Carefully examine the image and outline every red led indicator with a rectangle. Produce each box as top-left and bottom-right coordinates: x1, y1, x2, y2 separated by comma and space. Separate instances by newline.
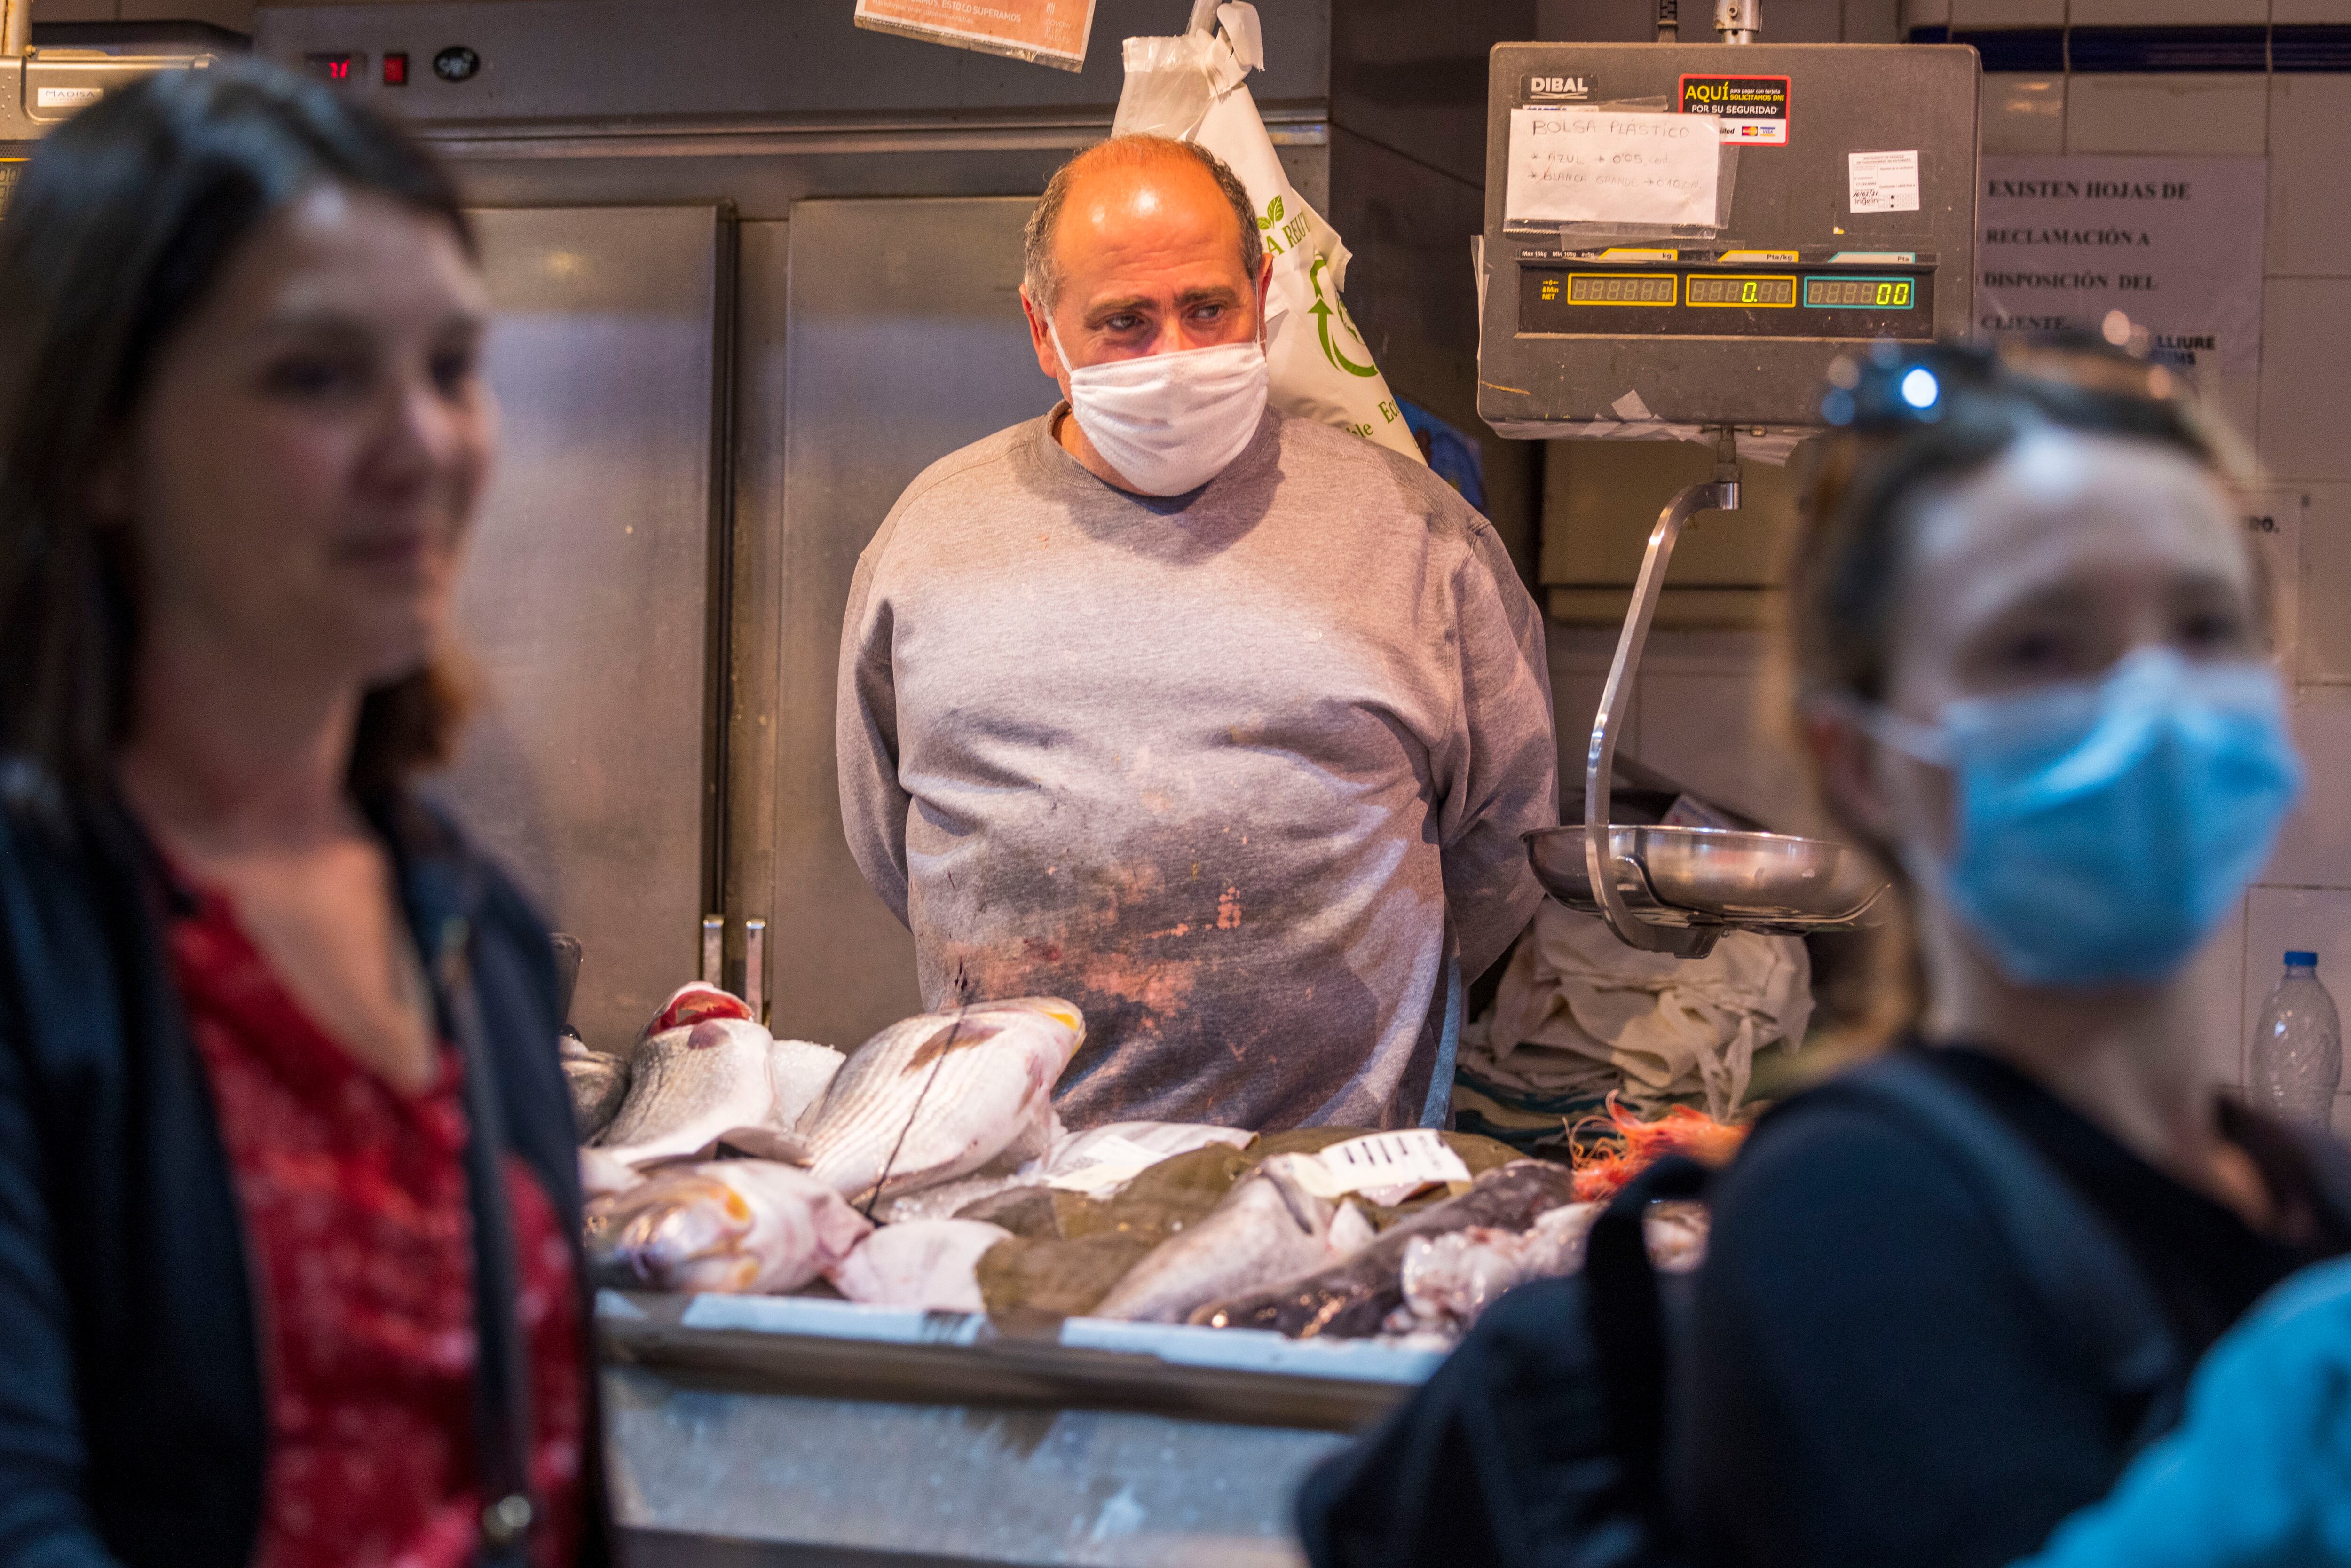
303, 51, 361, 83
382, 51, 408, 85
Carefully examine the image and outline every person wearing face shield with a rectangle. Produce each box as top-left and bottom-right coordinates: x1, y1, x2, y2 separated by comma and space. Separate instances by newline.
836, 135, 1556, 1131
1674, 342, 2351, 1568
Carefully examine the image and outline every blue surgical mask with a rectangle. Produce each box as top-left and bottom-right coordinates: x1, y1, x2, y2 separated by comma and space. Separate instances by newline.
1864, 647, 2303, 987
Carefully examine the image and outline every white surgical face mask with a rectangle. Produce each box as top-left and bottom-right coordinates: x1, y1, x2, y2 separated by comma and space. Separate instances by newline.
1050, 322, 1269, 496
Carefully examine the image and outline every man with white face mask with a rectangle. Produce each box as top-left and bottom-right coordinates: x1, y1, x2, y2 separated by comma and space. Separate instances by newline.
836, 136, 1556, 1131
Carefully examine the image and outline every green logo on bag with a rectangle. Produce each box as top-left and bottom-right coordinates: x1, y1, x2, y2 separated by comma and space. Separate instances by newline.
1308, 253, 1378, 378
1257, 194, 1283, 231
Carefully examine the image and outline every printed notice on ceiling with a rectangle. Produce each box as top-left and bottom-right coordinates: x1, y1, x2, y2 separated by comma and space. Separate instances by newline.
1848, 150, 1921, 213
852, 0, 1095, 71
1979, 154, 2266, 384
1505, 109, 1720, 229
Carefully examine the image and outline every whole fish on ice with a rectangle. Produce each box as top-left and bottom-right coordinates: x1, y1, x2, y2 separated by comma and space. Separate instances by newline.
1089, 1154, 1375, 1324
589, 1159, 870, 1294
800, 998, 1085, 1205
826, 1218, 1012, 1313
1192, 1158, 1583, 1337
595, 1017, 779, 1163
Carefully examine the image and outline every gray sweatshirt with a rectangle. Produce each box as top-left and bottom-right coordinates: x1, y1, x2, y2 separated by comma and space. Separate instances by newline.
837, 407, 1556, 1130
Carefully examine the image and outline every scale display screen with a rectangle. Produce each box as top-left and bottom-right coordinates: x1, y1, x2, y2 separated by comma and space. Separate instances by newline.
1687, 274, 1797, 307
1805, 275, 1913, 309
1518, 264, 1933, 339
1566, 273, 1678, 305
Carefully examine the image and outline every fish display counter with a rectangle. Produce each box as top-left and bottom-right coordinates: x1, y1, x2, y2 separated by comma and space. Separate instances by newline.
573, 982, 1736, 1563
599, 1290, 1440, 1566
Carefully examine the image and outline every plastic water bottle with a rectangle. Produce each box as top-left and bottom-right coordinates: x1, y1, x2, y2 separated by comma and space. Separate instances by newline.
2250, 951, 2342, 1126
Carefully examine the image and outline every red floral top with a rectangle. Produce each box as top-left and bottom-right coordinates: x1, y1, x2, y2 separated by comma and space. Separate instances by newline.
168, 881, 585, 1568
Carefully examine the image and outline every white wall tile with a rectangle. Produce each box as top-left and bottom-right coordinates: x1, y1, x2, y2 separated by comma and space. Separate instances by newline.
2268, 686, 2351, 888
2241, 886, 2351, 1102
2298, 485, 2351, 684
1983, 75, 2066, 156
2242, 487, 2303, 668
2275, 0, 2351, 23
1549, 622, 1632, 811
2269, 78, 2351, 280
2259, 280, 2351, 481
2065, 76, 2270, 156
28, 0, 118, 18
1899, 0, 1952, 28
1951, 0, 2063, 25
2183, 893, 2249, 1089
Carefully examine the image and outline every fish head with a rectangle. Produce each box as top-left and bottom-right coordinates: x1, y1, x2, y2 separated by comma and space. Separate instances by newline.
592, 1172, 757, 1288
974, 997, 1087, 1060
647, 981, 754, 1037
685, 1017, 772, 1054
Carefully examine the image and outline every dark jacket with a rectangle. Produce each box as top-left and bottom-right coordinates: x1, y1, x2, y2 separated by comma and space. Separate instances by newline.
0, 766, 607, 1568
1677, 1046, 2351, 1568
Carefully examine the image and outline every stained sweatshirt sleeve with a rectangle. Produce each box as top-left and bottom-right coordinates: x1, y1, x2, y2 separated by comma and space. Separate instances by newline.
1438, 516, 1557, 983
836, 525, 911, 928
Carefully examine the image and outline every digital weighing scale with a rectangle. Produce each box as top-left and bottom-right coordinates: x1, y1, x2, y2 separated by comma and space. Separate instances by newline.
1481, 32, 1982, 956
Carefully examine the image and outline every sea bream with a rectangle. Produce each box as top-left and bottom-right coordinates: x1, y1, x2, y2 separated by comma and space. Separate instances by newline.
590, 1158, 870, 1294
595, 1016, 781, 1164
800, 998, 1085, 1206
1089, 1154, 1376, 1324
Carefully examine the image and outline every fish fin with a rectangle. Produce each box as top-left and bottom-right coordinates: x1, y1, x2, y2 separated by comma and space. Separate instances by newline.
709, 1126, 813, 1165
904, 1017, 1007, 1072
1258, 1158, 1335, 1236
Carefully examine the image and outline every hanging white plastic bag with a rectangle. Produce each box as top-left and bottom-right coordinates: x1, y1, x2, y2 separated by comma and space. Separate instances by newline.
1112, 4, 1423, 465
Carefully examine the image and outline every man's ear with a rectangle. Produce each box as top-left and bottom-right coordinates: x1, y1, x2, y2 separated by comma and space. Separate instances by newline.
1019, 287, 1065, 388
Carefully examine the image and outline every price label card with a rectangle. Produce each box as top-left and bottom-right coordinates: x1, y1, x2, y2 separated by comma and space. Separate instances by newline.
1848, 150, 1922, 214
1505, 109, 1720, 228
1316, 1130, 1472, 1206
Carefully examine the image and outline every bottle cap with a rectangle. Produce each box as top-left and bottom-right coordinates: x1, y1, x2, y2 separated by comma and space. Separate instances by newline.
2286, 950, 2319, 966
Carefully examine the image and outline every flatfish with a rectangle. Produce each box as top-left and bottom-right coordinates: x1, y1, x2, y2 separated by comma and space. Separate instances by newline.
1191, 1158, 1582, 1338
597, 1017, 778, 1164
1089, 1154, 1375, 1324
801, 998, 1085, 1206
826, 1218, 1013, 1313
591, 1158, 870, 1294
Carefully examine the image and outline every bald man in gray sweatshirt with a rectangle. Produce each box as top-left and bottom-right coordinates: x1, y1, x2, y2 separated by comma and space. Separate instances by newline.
837, 136, 1555, 1131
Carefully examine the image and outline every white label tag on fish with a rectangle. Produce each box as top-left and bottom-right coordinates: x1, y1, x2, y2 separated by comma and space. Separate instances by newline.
1315, 1130, 1471, 1206
1043, 1134, 1176, 1196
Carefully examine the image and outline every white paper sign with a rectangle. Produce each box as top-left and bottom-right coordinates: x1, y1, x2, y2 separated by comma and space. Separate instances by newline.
1848, 150, 1921, 214
1977, 155, 2267, 384
1505, 109, 1720, 229
1315, 1129, 1472, 1206
1042, 1135, 1175, 1196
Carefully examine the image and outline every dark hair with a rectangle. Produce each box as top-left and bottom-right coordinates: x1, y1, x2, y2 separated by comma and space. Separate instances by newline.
0, 59, 477, 807
1788, 336, 2245, 708
1023, 134, 1264, 313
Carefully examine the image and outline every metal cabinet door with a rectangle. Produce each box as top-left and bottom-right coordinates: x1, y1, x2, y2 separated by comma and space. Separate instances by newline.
445, 205, 722, 1055
742, 197, 1059, 1050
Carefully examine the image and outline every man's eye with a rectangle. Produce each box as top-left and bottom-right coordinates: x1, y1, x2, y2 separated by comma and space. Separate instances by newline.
262, 354, 365, 399
1102, 314, 1142, 333
2179, 607, 2253, 653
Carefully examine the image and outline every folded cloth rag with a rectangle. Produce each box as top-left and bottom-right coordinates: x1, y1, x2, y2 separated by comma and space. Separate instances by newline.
1462, 903, 1812, 1119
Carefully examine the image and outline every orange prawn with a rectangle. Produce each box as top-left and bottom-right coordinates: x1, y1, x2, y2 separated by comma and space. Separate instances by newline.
1568, 1096, 1748, 1202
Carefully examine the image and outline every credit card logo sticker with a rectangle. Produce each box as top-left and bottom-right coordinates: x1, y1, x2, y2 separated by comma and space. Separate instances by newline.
1678, 74, 1791, 145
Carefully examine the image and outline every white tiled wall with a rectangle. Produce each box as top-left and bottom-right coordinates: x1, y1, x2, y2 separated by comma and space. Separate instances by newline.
1545, 52, 2351, 1091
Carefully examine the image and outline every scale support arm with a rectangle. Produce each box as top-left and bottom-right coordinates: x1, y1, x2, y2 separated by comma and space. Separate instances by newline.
1584, 450, 1741, 957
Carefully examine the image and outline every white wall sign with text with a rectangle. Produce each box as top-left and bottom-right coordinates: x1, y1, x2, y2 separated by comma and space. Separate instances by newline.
1978, 155, 2268, 384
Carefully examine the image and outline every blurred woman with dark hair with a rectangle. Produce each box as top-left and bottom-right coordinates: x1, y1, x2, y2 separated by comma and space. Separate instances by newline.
1677, 343, 2351, 1568
0, 60, 600, 1568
